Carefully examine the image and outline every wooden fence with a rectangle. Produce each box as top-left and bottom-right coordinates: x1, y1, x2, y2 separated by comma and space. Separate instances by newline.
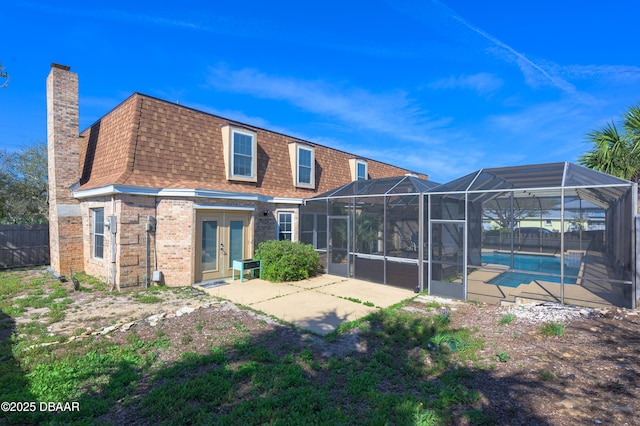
0, 224, 49, 269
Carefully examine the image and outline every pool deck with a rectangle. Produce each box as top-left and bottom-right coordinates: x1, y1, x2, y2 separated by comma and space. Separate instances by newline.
466, 250, 628, 307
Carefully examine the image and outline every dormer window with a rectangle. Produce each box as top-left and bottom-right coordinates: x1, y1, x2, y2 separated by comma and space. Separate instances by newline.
349, 158, 368, 181
221, 126, 258, 182
232, 130, 254, 177
357, 161, 367, 181
288, 142, 315, 189
297, 146, 313, 185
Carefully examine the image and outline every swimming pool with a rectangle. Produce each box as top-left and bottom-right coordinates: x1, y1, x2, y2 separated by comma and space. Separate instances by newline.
483, 252, 579, 287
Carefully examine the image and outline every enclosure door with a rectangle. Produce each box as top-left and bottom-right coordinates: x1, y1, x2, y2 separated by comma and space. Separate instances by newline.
196, 211, 250, 282
429, 221, 466, 300
327, 216, 350, 277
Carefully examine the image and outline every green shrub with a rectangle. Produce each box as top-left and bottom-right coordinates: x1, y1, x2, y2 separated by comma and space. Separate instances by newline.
255, 240, 319, 282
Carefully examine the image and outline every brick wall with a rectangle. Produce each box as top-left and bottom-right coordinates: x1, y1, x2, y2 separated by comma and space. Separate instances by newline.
81, 198, 112, 284
47, 64, 83, 276
118, 195, 156, 288
77, 193, 306, 287
155, 198, 193, 286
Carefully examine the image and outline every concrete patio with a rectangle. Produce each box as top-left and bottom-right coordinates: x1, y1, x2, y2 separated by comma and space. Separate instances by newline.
196, 274, 415, 335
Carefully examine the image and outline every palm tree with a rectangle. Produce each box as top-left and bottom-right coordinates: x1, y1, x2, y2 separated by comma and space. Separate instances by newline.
579, 104, 640, 183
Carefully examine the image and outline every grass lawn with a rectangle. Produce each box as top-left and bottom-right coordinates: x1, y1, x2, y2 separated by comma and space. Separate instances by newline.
0, 268, 493, 425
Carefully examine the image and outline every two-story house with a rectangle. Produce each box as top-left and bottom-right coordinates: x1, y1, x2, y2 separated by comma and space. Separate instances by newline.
47, 64, 429, 289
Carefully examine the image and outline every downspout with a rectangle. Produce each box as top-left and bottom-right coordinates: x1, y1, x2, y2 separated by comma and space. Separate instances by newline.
110, 195, 117, 291
146, 228, 149, 289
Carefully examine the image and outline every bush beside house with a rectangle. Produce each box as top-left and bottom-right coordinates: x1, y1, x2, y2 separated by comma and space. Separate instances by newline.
255, 240, 319, 282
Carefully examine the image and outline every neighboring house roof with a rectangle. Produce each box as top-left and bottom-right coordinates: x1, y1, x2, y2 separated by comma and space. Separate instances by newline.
78, 93, 428, 198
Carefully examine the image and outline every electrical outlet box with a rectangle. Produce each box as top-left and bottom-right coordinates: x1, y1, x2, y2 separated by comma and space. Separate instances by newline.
146, 215, 157, 232
107, 216, 117, 234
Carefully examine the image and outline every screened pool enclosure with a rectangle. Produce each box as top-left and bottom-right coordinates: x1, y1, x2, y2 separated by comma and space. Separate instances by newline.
300, 163, 638, 308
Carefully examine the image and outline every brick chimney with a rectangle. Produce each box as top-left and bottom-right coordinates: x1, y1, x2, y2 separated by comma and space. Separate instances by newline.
47, 64, 83, 276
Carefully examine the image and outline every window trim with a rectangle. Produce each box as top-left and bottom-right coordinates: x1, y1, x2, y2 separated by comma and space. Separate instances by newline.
288, 142, 315, 189
297, 145, 313, 186
231, 129, 255, 179
277, 211, 294, 241
349, 158, 368, 181
92, 208, 105, 260
356, 160, 368, 181
221, 125, 258, 183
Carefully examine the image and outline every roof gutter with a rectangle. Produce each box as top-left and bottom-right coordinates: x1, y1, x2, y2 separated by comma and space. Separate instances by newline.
73, 184, 304, 204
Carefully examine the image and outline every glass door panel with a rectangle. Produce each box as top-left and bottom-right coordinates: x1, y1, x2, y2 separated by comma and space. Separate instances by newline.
228, 220, 244, 268
202, 220, 219, 271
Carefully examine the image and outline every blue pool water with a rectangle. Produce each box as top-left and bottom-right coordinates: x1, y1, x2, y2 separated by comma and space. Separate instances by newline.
483, 252, 579, 287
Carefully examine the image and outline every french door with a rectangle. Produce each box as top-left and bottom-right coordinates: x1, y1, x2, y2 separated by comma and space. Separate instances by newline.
196, 211, 250, 282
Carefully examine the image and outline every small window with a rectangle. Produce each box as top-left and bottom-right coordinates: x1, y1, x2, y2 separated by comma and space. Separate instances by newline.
232, 130, 254, 178
297, 146, 313, 185
278, 212, 293, 241
349, 158, 368, 181
92, 208, 104, 259
357, 161, 367, 180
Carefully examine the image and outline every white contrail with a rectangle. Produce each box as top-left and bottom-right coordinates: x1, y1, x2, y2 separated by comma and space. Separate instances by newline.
431, 0, 576, 94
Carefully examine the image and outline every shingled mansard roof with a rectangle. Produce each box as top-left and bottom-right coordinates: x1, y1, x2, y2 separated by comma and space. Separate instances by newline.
77, 93, 427, 199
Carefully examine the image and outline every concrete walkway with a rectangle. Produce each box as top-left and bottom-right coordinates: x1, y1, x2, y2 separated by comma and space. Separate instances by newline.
196, 274, 415, 335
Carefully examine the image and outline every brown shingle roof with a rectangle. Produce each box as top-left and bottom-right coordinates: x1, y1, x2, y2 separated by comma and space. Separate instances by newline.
78, 93, 428, 197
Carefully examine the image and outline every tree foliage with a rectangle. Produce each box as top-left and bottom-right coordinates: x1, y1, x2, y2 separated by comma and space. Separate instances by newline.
483, 196, 559, 230
0, 62, 9, 88
0, 141, 48, 224
579, 104, 640, 183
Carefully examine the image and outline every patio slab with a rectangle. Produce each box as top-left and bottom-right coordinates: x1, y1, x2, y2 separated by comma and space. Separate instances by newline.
251, 290, 377, 335
318, 278, 415, 308
196, 274, 414, 335
200, 279, 302, 306
289, 274, 349, 290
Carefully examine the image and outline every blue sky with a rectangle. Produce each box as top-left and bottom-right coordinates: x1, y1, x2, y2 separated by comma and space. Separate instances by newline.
2, 1, 639, 182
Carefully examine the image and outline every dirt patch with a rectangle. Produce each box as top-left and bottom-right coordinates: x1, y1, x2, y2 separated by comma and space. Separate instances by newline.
8, 281, 640, 424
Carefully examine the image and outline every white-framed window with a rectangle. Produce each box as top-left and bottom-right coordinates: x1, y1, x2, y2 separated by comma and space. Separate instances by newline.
300, 213, 327, 249
232, 129, 255, 178
356, 160, 368, 181
297, 146, 313, 186
288, 142, 315, 188
221, 126, 258, 182
92, 208, 105, 259
349, 158, 368, 181
278, 212, 293, 241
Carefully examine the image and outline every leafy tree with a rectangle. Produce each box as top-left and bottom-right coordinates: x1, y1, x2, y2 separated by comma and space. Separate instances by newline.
579, 104, 640, 183
483, 196, 558, 230
0, 141, 48, 223
0, 62, 9, 88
